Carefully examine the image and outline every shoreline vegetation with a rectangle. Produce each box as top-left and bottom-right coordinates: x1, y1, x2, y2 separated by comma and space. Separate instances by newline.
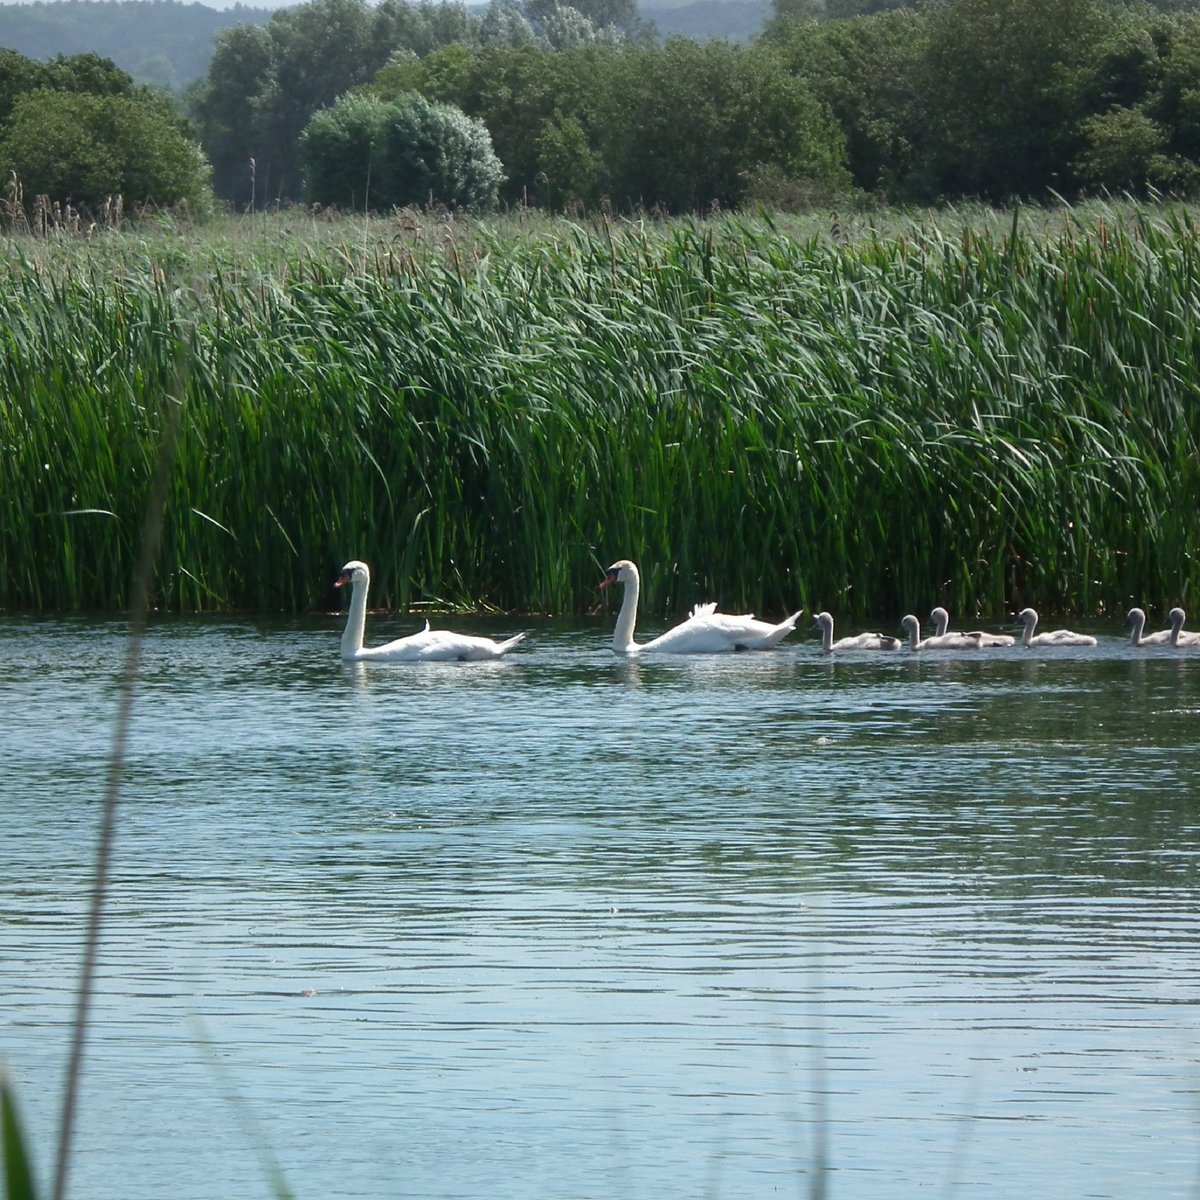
2, 199, 1198, 619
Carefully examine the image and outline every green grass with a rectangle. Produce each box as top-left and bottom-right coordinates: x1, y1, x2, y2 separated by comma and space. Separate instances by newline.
2, 1074, 38, 1200
2, 200, 1200, 619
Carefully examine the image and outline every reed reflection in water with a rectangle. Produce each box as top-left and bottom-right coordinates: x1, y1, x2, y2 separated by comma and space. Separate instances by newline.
2, 616, 1200, 1200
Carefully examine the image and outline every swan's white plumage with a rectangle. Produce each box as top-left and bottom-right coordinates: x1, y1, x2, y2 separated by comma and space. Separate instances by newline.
815, 611, 901, 652
1016, 607, 1097, 648
931, 606, 1014, 647
1167, 607, 1200, 647
335, 561, 525, 662
1127, 606, 1173, 647
901, 614, 982, 651
599, 559, 800, 655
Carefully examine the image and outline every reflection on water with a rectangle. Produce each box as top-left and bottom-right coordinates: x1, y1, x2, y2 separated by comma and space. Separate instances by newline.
3, 615, 1200, 1199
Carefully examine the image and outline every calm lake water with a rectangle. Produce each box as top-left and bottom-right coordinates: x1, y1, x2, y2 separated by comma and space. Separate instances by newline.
3, 610, 1200, 1200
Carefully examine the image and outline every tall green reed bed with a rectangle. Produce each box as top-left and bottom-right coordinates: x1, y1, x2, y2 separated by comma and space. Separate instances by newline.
2, 203, 1199, 619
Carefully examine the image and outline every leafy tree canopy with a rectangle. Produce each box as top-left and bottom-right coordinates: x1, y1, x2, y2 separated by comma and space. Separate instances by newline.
770, 0, 1200, 202
0, 86, 212, 211
0, 47, 137, 126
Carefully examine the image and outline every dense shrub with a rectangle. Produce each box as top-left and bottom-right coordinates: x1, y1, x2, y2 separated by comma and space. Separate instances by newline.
1073, 107, 1171, 195
299, 92, 394, 209
300, 91, 504, 209
0, 88, 213, 212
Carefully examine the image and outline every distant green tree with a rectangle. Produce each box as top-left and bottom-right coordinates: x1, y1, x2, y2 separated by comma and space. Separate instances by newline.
0, 48, 140, 129
599, 39, 850, 210
190, 0, 491, 207
917, 0, 1113, 200
535, 113, 600, 207
300, 90, 503, 209
769, 9, 928, 196
44, 50, 137, 97
187, 23, 273, 208
480, 0, 539, 47
0, 47, 49, 126
540, 3, 608, 48
299, 92, 393, 209
1149, 12, 1200, 160
381, 91, 504, 207
373, 0, 481, 57
417, 0, 482, 48
386, 42, 478, 102
1064, 6, 1200, 195
251, 0, 390, 201
386, 39, 848, 211
1073, 105, 1171, 193
1084, 6, 1164, 112
524, 0, 647, 37
379, 44, 609, 205
0, 87, 212, 211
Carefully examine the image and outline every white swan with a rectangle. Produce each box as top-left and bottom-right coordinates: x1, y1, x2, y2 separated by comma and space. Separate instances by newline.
814, 611, 901, 652
335, 561, 525, 662
1127, 606, 1173, 647
599, 559, 800, 654
931, 606, 1015, 647
1168, 607, 1200, 647
1016, 607, 1097, 648
901, 614, 982, 651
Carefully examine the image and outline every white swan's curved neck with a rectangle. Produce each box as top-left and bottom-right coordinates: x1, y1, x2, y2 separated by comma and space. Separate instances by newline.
341, 575, 368, 659
613, 569, 640, 653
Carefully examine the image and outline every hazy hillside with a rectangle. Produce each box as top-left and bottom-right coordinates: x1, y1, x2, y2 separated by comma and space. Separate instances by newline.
642, 0, 768, 40
0, 0, 272, 89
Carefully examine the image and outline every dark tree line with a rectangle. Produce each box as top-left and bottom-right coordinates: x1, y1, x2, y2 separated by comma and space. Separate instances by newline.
7, 0, 1200, 215
185, 0, 1200, 214
370, 39, 849, 211
186, 0, 649, 208
771, 0, 1200, 22
765, 0, 1200, 202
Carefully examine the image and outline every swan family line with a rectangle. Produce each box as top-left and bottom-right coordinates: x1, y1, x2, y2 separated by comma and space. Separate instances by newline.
335, 559, 1200, 662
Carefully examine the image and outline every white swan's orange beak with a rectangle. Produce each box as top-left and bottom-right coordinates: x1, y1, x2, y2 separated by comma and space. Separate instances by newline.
599, 570, 618, 590
334, 572, 352, 589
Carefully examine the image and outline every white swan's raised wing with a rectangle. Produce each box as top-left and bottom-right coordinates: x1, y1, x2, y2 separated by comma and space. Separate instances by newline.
601, 559, 799, 654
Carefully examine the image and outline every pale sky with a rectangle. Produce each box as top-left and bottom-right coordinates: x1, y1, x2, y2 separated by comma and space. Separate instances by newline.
0, 0, 302, 7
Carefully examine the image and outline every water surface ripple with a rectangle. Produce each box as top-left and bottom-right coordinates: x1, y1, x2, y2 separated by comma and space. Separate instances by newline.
3, 615, 1200, 1199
